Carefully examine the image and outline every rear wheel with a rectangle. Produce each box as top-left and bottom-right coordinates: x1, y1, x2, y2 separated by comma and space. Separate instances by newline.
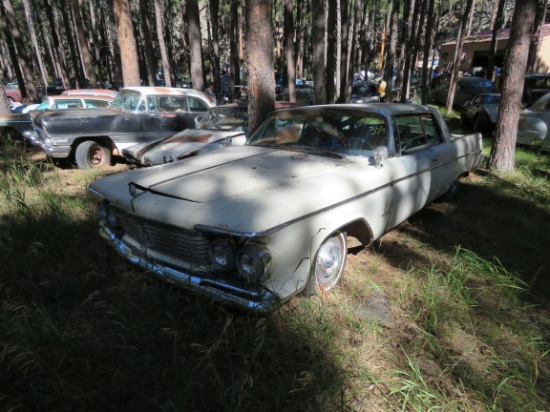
75, 140, 111, 170
305, 231, 347, 296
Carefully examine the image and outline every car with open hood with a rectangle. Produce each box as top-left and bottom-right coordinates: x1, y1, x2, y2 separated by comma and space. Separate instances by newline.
33, 87, 215, 169
89, 104, 483, 312
122, 101, 301, 166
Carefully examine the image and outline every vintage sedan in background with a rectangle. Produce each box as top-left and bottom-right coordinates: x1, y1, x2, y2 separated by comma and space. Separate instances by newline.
460, 93, 500, 132
33, 87, 215, 169
89, 104, 483, 312
431, 76, 494, 108
0, 93, 114, 145
350, 82, 381, 103
123, 101, 300, 166
517, 92, 550, 151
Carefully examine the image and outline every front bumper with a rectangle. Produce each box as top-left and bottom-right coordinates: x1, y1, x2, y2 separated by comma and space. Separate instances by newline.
99, 226, 282, 313
41, 143, 72, 158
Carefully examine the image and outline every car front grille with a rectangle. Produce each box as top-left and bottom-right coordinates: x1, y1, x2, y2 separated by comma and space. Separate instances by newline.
115, 207, 212, 266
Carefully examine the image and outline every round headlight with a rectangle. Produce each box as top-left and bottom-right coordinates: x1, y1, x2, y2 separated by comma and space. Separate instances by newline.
236, 245, 272, 283
209, 239, 236, 270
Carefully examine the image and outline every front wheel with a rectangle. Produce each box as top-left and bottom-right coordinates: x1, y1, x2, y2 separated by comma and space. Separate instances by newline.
75, 140, 111, 169
305, 231, 347, 296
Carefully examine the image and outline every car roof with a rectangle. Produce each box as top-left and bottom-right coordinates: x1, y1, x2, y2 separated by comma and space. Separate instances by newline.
62, 89, 118, 97
122, 87, 208, 97
47, 94, 115, 101
277, 103, 437, 116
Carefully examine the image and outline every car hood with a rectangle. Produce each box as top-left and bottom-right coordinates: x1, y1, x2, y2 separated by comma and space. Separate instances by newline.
123, 129, 246, 166
90, 145, 377, 234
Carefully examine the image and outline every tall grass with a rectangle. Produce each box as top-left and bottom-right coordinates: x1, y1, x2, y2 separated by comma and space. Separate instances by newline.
1, 135, 549, 411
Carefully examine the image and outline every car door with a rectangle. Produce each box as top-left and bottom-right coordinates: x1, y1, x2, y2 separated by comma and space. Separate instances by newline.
187, 96, 210, 127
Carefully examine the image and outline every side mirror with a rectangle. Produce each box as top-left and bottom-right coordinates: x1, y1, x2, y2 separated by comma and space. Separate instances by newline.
373, 146, 389, 168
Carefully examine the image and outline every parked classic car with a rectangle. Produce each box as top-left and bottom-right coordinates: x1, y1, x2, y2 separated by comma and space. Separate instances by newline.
123, 101, 301, 166
460, 93, 501, 132
0, 93, 115, 144
33, 87, 215, 169
89, 104, 483, 312
431, 76, 494, 108
350, 82, 381, 103
517, 92, 550, 151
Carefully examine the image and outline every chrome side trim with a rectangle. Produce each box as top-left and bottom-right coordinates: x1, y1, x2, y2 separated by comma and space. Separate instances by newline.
100, 227, 283, 313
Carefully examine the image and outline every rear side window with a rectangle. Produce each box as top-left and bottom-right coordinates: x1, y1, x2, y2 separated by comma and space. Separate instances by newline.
53, 99, 83, 109
394, 114, 444, 155
84, 99, 111, 108
188, 97, 209, 112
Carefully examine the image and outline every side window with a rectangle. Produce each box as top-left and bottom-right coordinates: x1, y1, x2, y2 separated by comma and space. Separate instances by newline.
85, 99, 111, 108
394, 114, 443, 154
188, 97, 209, 112
422, 115, 443, 147
54, 99, 83, 109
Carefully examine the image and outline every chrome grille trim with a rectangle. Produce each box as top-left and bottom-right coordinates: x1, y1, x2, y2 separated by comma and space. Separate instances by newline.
115, 207, 211, 265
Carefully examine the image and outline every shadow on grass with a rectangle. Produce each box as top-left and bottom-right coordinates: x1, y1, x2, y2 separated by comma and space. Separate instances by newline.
0, 200, 348, 411
387, 169, 550, 303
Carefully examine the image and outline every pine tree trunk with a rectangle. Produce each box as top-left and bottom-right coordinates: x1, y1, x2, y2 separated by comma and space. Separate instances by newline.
186, 0, 205, 92
154, 0, 172, 86
284, 0, 296, 103
1, 0, 38, 101
383, 0, 399, 103
526, 0, 548, 73
446, 0, 474, 112
138, 0, 157, 86
71, 0, 97, 86
22, 0, 48, 86
312, 0, 326, 104
488, 0, 538, 171
246, 0, 275, 134
486, 0, 506, 80
229, 0, 240, 101
210, 0, 221, 98
113, 0, 140, 87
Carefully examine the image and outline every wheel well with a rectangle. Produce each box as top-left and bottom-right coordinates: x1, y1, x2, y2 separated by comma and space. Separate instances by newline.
72, 137, 114, 152
339, 218, 374, 247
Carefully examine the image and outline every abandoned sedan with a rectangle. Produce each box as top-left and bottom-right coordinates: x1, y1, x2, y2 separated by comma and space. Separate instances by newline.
123, 101, 300, 166
90, 104, 483, 312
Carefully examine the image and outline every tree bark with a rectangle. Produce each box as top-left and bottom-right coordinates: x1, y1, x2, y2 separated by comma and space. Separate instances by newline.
186, 0, 205, 92
421, 0, 435, 104
229, 0, 240, 101
488, 0, 538, 171
210, 0, 221, 98
22, 0, 48, 86
138, 0, 157, 86
113, 0, 140, 87
154, 0, 172, 86
284, 0, 296, 102
445, 0, 474, 112
338, 0, 350, 103
0, 83, 10, 114
246, 0, 275, 134
486, 0, 506, 80
71, 0, 97, 86
383, 0, 399, 103
1, 0, 38, 101
311, 0, 327, 104
526, 0, 548, 73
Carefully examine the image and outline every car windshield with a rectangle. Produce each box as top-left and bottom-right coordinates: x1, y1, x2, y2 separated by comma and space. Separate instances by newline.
198, 107, 248, 131
482, 95, 500, 105
247, 109, 388, 157
112, 90, 146, 112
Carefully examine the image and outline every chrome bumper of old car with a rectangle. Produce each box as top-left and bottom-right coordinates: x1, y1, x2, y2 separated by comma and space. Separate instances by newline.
99, 227, 282, 313
41, 143, 72, 158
